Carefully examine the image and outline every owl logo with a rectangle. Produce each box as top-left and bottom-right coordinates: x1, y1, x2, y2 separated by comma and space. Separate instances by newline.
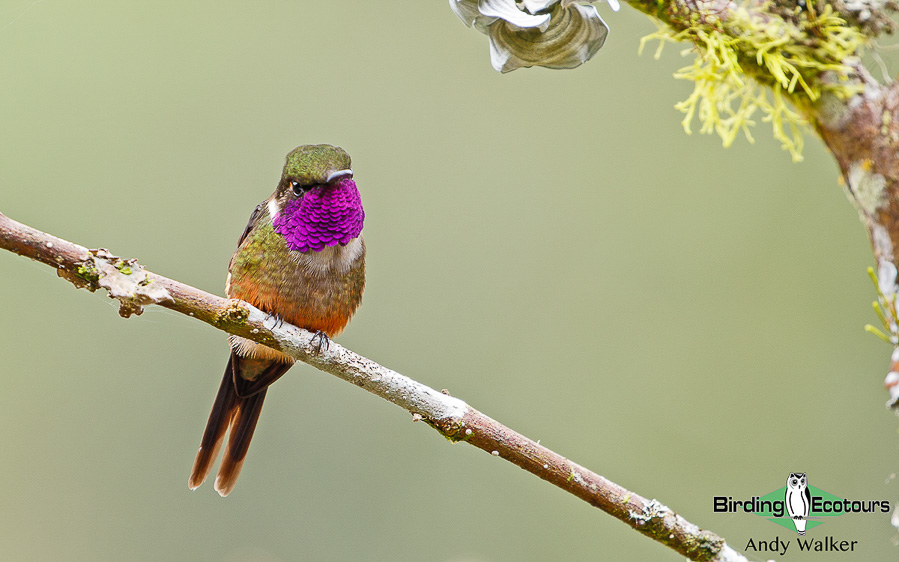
785, 472, 811, 535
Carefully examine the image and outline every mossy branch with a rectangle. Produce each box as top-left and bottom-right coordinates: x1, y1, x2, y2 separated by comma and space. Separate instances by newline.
0, 210, 749, 560
631, 0, 871, 161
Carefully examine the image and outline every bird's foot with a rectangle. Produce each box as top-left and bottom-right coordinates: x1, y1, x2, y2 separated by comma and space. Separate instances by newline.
264, 312, 285, 329
310, 331, 330, 353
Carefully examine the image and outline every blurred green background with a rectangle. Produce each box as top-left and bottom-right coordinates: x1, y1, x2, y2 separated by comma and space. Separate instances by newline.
1, 1, 895, 560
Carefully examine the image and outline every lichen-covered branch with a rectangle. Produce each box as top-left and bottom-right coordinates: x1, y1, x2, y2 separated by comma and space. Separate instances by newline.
811, 63, 899, 411
0, 211, 747, 561
629, 0, 876, 161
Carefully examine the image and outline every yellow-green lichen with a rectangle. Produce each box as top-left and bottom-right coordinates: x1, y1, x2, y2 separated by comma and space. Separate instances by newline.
75, 264, 101, 284
429, 418, 467, 441
865, 265, 899, 345
215, 300, 250, 327
640, 1, 868, 161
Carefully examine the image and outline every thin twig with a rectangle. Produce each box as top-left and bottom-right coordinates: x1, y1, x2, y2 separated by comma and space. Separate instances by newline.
0, 211, 747, 561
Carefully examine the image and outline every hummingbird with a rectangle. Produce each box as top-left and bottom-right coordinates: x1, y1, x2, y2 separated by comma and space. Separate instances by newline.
188, 144, 365, 497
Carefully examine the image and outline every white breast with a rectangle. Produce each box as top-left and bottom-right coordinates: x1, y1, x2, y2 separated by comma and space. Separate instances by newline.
293, 236, 364, 277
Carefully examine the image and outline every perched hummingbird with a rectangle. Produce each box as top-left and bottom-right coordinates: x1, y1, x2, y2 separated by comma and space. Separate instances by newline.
188, 144, 365, 497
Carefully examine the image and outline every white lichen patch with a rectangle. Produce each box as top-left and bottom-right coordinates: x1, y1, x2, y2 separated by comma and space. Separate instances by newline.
248, 303, 471, 420
847, 160, 887, 215
878, 259, 898, 297
630, 498, 668, 523
816, 90, 855, 129
872, 223, 894, 264
570, 468, 587, 486
89, 249, 171, 318
885, 371, 899, 406
843, 0, 887, 22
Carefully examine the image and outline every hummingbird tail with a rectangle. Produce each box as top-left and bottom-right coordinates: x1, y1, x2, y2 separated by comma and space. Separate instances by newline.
188, 356, 238, 492
214, 387, 267, 497
189, 353, 292, 496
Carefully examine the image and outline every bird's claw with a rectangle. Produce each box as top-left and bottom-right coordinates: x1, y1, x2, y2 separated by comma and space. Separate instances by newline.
310, 331, 330, 353
264, 312, 285, 329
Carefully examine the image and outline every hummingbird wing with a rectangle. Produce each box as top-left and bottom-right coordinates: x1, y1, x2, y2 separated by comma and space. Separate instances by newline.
188, 352, 291, 496
236, 203, 264, 247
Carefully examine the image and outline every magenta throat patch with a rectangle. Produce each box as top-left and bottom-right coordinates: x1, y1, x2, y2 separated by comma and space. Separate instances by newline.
273, 178, 364, 252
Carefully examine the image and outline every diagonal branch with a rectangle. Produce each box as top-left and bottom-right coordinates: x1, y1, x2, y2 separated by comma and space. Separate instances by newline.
0, 211, 746, 561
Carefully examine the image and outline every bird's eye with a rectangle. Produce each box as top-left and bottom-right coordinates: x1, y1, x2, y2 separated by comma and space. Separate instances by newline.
291, 181, 303, 196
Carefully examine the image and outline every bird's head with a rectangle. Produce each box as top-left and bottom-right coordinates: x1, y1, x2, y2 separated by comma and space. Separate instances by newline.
270, 144, 364, 253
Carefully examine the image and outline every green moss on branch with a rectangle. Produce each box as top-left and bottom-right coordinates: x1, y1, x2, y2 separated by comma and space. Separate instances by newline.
636, 0, 868, 161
